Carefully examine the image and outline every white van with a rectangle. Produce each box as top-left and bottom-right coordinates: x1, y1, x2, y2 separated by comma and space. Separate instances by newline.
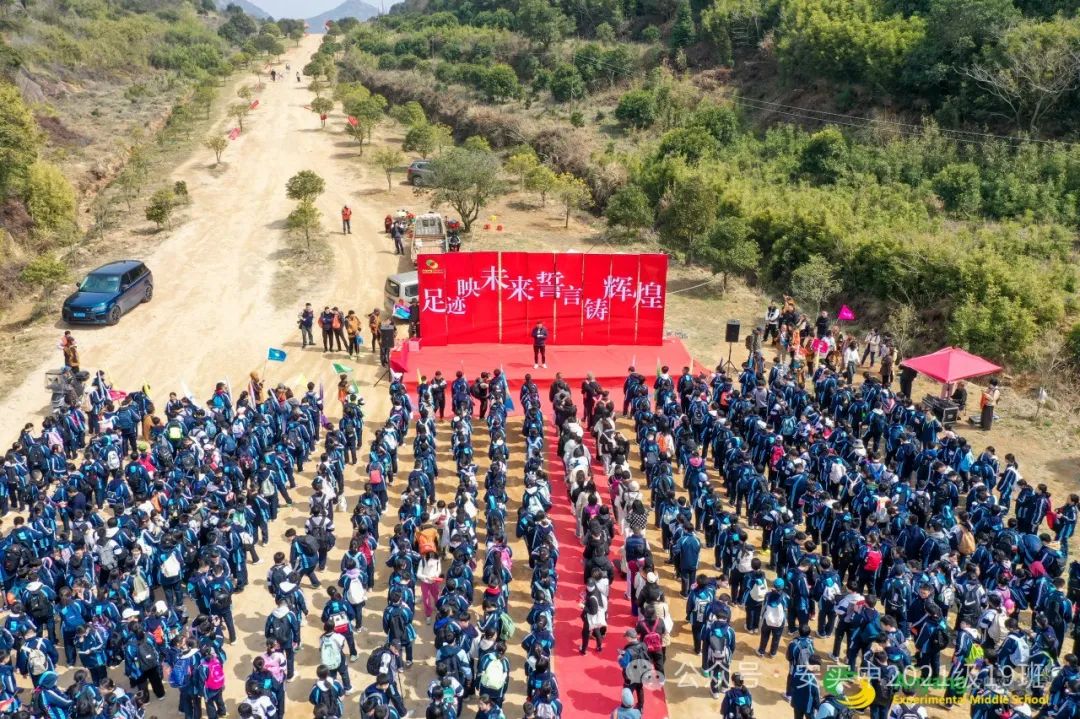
384, 271, 418, 313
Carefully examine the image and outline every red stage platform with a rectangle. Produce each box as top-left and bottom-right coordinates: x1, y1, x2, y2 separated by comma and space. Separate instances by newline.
390, 337, 697, 410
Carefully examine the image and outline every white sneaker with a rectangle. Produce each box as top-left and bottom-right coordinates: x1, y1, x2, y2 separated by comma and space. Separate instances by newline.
542, 363, 547, 368
534, 364, 538, 369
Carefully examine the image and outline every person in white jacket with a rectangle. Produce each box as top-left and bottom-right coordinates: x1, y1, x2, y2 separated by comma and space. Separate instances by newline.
416, 551, 442, 624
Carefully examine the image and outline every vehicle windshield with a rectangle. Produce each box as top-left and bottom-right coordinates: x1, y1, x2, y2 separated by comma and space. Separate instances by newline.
79, 274, 120, 293
386, 280, 400, 295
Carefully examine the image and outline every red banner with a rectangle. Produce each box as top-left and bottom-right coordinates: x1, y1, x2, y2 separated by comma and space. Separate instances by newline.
635, 254, 668, 346
499, 252, 531, 344
417, 255, 448, 346
462, 252, 500, 343
416, 252, 667, 345
554, 253, 584, 345
607, 253, 640, 344
250, 100, 259, 109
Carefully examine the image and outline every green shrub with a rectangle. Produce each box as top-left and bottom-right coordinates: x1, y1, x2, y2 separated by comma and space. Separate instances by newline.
932, 163, 981, 215
26, 162, 77, 234
606, 184, 653, 228
614, 89, 656, 129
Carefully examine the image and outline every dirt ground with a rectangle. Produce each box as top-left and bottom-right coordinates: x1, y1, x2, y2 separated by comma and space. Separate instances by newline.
0, 33, 1078, 719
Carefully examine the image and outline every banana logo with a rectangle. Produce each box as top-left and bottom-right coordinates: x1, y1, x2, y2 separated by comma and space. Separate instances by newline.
840, 677, 876, 710
824, 667, 876, 710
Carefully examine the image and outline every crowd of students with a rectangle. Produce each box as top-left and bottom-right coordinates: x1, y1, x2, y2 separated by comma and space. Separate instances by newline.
4, 303, 1080, 719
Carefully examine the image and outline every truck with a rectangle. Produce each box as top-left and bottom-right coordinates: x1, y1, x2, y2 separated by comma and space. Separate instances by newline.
409, 212, 447, 265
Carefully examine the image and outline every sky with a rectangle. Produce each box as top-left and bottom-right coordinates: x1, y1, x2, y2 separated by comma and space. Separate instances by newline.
255, 0, 396, 17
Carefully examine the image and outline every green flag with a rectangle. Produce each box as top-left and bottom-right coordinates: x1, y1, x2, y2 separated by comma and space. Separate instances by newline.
332, 362, 353, 375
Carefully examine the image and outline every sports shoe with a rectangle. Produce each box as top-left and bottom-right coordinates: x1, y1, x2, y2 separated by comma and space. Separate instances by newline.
534, 364, 539, 369
542, 363, 547, 368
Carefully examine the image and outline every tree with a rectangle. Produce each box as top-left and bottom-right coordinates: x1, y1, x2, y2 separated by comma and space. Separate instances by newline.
194, 83, 216, 119
227, 102, 250, 131
963, 18, 1080, 135
425, 148, 504, 232
505, 150, 540, 192
463, 136, 491, 152
219, 11, 257, 45
702, 216, 761, 290
549, 64, 585, 103
403, 123, 436, 158
516, 0, 574, 48
237, 85, 253, 101
145, 188, 176, 230
288, 28, 304, 46
790, 254, 841, 314
883, 302, 919, 360
799, 127, 848, 184
657, 175, 718, 263
605, 184, 653, 229
554, 173, 591, 228
371, 147, 405, 191
311, 97, 334, 128
614, 90, 656, 129
671, 0, 697, 49
286, 170, 326, 204
26, 161, 75, 234
287, 200, 321, 249
205, 135, 228, 165
525, 164, 558, 206
20, 253, 69, 302
0, 82, 41, 198
390, 101, 426, 127
481, 64, 521, 102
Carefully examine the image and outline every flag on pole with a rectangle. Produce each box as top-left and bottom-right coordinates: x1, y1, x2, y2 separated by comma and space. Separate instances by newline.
838, 304, 856, 321
631, 354, 637, 370
347, 116, 358, 127
267, 347, 287, 362
416, 368, 422, 385
180, 381, 195, 402
332, 362, 353, 375
656, 357, 662, 376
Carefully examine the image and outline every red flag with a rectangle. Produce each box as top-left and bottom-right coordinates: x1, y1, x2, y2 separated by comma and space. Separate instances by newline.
228, 127, 241, 140
249, 99, 259, 110
320, 114, 327, 121
347, 116, 358, 127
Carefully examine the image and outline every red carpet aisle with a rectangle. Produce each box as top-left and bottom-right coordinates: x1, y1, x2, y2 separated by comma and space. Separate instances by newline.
544, 421, 671, 718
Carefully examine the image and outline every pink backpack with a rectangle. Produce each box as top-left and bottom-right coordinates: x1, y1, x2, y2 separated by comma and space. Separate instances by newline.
204, 656, 225, 691
261, 652, 285, 683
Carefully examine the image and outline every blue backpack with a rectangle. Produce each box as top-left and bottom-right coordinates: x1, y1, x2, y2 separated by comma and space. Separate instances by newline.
168, 654, 194, 688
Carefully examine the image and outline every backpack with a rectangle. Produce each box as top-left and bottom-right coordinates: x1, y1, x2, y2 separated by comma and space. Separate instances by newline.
641, 618, 663, 653
132, 574, 150, 603
749, 577, 767, 603
822, 577, 841, 603
957, 527, 976, 556
825, 697, 855, 719
1068, 561, 1080, 602
862, 548, 882, 572
499, 612, 516, 641
161, 553, 182, 580
204, 656, 225, 691
168, 654, 194, 688
884, 580, 907, 613
312, 521, 334, 552
960, 584, 982, 616
268, 615, 293, 647
25, 590, 52, 619
693, 595, 710, 623
763, 599, 786, 628
319, 634, 342, 669
106, 448, 120, 470
260, 476, 276, 498
27, 444, 45, 467
3, 542, 29, 575
98, 541, 118, 570
210, 585, 231, 612
366, 647, 388, 676
707, 631, 731, 664
737, 547, 754, 574
417, 532, 437, 556
931, 623, 951, 652
536, 703, 557, 719
346, 578, 367, 605
1009, 634, 1030, 665
136, 639, 159, 673
166, 422, 184, 441
26, 644, 48, 675
480, 657, 508, 690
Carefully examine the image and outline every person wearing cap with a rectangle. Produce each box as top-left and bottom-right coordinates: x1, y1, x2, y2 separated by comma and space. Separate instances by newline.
757, 578, 789, 658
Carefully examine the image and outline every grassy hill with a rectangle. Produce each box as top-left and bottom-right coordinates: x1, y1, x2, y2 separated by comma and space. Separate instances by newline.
319, 0, 1080, 370
0, 0, 303, 310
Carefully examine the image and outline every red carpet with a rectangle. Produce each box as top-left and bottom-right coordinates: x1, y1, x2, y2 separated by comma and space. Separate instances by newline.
544, 418, 670, 718
392, 337, 697, 414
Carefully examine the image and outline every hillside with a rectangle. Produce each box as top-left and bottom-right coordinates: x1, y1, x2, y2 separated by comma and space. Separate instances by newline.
216, 0, 271, 19
307, 0, 382, 30
325, 0, 1080, 374
0, 0, 284, 310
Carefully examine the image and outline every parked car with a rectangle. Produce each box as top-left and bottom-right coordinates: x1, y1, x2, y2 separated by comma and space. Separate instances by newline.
62, 260, 153, 325
384, 270, 418, 314
407, 160, 434, 186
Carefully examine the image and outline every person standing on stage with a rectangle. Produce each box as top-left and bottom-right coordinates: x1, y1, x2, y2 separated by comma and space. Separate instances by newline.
531, 321, 548, 369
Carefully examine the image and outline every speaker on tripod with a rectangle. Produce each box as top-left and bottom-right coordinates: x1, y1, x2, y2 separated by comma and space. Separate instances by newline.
722, 320, 741, 373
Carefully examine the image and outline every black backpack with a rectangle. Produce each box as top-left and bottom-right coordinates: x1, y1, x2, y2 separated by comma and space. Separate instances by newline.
4, 542, 30, 575
25, 590, 51, 619
210, 585, 231, 612
825, 698, 854, 719
136, 639, 159, 672
27, 444, 45, 467
366, 647, 387, 675
268, 615, 292, 646
312, 522, 334, 552
1068, 561, 1080, 602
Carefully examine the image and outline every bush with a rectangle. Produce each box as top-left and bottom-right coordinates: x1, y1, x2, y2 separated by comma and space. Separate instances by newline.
145, 188, 176, 229
20, 253, 70, 301
641, 26, 662, 42
799, 127, 848, 183
657, 127, 719, 163
606, 184, 653, 229
614, 89, 656, 129
932, 163, 981, 215
549, 64, 585, 102
569, 110, 585, 127
25, 162, 76, 234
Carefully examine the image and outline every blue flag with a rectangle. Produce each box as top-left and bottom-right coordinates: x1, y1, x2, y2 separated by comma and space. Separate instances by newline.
267, 347, 287, 362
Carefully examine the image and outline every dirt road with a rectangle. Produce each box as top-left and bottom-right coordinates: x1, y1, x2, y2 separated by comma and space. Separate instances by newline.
0, 34, 404, 444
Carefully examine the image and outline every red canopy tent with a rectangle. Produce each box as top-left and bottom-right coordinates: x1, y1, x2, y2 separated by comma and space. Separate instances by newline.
900, 346, 1002, 384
